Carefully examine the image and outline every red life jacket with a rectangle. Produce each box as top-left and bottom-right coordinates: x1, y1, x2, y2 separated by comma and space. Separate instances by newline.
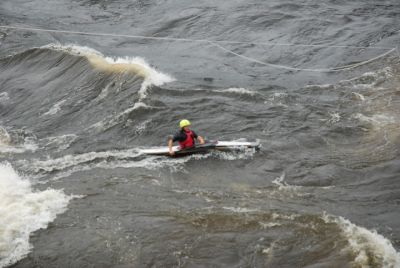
179, 130, 195, 149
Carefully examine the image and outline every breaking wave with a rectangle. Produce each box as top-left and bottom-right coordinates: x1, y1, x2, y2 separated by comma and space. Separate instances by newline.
0, 162, 73, 268
43, 44, 175, 99
323, 213, 400, 267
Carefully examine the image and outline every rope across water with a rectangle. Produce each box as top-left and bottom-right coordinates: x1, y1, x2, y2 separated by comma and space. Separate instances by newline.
0, 24, 398, 73
210, 42, 397, 73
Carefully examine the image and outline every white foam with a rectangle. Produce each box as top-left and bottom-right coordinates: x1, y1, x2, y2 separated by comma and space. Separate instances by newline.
259, 221, 281, 228
271, 212, 298, 221
353, 113, 396, 128
28, 148, 143, 173
39, 155, 192, 181
327, 112, 341, 124
22, 145, 258, 180
121, 102, 150, 115
0, 127, 38, 154
349, 67, 393, 85
0, 162, 73, 268
271, 173, 308, 199
89, 102, 151, 132
323, 213, 400, 267
304, 84, 334, 90
0, 92, 9, 103
212, 145, 257, 161
305, 67, 393, 92
90, 155, 189, 172
24, 147, 195, 178
151, 179, 162, 186
43, 100, 66, 116
271, 92, 288, 98
43, 44, 175, 100
43, 43, 103, 57
264, 92, 289, 107
0, 139, 38, 154
102, 56, 175, 100
215, 88, 256, 96
41, 134, 77, 151
131, 119, 151, 135
0, 127, 11, 146
19, 141, 260, 181
351, 92, 366, 101
222, 207, 258, 213
271, 172, 299, 191
272, 173, 285, 186
0, 142, 37, 154
95, 82, 113, 101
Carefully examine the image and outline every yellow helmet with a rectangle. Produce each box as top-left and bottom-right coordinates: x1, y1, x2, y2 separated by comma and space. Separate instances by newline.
179, 119, 191, 128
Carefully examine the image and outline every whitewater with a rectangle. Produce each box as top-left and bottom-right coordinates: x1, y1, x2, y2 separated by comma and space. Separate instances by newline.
1, 0, 400, 267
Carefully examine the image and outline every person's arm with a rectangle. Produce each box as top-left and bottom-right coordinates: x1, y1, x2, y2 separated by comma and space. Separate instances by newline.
192, 131, 205, 145
168, 137, 175, 155
197, 135, 205, 144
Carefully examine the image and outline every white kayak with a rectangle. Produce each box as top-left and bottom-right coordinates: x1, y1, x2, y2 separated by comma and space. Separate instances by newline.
139, 139, 261, 157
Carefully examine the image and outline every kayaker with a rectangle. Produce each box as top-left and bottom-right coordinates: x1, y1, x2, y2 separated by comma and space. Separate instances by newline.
168, 119, 205, 156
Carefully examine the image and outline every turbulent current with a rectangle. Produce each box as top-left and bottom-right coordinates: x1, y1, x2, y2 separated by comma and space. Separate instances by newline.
1, 0, 400, 267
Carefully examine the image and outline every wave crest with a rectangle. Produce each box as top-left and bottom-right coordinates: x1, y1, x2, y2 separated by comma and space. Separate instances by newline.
42, 44, 175, 99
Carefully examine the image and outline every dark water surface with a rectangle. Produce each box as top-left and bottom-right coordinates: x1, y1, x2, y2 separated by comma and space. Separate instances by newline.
1, 0, 400, 267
